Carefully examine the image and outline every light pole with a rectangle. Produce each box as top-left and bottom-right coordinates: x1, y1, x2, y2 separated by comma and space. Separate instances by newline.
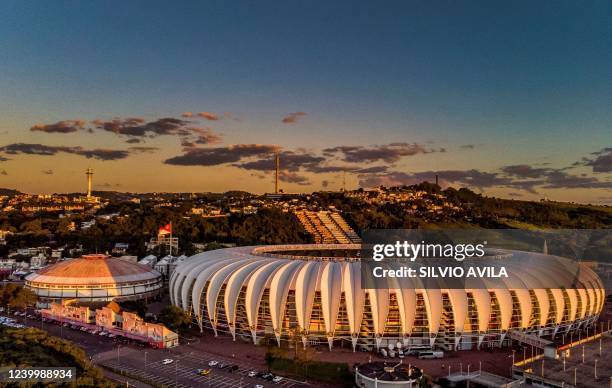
574, 367, 577, 386
600, 338, 602, 355
116, 345, 121, 363
144, 351, 147, 370
595, 359, 598, 380
563, 353, 566, 371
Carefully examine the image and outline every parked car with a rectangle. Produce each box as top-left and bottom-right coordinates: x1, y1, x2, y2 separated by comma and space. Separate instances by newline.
406, 346, 432, 356
272, 376, 284, 383
248, 371, 257, 377
208, 360, 218, 367
417, 351, 444, 359
162, 359, 174, 365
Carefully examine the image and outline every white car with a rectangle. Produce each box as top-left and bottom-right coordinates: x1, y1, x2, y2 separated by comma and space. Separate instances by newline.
162, 359, 174, 365
272, 376, 284, 383
208, 360, 218, 367
248, 371, 257, 377
255, 385, 264, 388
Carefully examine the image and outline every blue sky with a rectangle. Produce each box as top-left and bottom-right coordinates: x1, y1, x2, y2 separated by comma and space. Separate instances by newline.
0, 1, 610, 201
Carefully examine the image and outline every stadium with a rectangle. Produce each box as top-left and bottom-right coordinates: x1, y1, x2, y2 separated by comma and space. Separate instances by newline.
170, 244, 605, 351
25, 254, 163, 307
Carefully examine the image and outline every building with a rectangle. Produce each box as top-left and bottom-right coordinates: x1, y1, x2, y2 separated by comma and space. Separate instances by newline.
154, 255, 185, 279
25, 254, 163, 307
294, 210, 362, 244
138, 254, 158, 268
170, 244, 605, 351
41, 300, 178, 348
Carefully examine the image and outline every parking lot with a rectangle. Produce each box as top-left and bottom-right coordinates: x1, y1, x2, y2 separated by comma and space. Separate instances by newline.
6, 309, 309, 388
99, 348, 306, 388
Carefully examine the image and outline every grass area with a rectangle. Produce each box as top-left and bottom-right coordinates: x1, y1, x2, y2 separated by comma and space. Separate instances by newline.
0, 326, 116, 387
269, 356, 353, 386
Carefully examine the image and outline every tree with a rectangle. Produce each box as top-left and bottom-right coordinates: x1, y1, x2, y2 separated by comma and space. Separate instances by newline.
0, 284, 37, 310
158, 305, 191, 332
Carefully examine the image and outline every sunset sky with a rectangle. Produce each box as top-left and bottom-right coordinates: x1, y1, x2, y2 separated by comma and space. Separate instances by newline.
0, 1, 610, 203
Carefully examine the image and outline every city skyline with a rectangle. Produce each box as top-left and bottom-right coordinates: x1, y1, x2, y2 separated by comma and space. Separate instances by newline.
0, 1, 611, 203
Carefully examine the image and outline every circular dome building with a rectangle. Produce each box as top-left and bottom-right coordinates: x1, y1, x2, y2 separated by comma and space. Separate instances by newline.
170, 244, 605, 351
26, 254, 163, 307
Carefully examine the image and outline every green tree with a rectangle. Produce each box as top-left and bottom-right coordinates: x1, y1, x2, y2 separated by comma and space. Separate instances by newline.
158, 305, 191, 332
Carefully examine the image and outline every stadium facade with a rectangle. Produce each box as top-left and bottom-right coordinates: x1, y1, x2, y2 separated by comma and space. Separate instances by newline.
170, 244, 605, 351
26, 254, 163, 307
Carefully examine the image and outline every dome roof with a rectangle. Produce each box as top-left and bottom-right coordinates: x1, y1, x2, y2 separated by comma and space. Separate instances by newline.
26, 254, 161, 285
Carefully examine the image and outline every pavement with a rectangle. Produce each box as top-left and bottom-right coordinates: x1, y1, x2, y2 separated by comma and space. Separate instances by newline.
522, 333, 611, 388
97, 346, 306, 388
9, 310, 309, 388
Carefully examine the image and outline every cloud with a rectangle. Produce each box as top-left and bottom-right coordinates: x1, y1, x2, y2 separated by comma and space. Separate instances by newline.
358, 169, 514, 189
92, 117, 193, 137
41, 169, 53, 175
501, 164, 553, 179
542, 171, 612, 189
30, 120, 86, 134
197, 112, 219, 121
281, 112, 306, 124
89, 117, 222, 146
0, 170, 7, 176
280, 171, 310, 185
181, 112, 193, 118
354, 166, 388, 174
0, 143, 130, 161
581, 147, 612, 173
164, 144, 279, 166
324, 142, 433, 163
96, 182, 122, 188
357, 165, 612, 193
190, 127, 222, 144
0, 156, 9, 162
234, 150, 324, 173
129, 146, 159, 153
460, 144, 477, 150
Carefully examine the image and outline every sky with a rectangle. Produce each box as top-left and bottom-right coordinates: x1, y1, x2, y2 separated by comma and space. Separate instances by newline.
0, 1, 610, 203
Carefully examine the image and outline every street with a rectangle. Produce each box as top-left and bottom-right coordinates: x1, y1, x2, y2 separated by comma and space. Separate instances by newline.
9, 310, 310, 388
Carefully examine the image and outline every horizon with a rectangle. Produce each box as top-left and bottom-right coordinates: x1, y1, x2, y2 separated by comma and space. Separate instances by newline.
0, 1, 610, 203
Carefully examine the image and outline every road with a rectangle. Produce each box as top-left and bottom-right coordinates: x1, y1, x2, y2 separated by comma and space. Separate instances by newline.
9, 310, 310, 388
